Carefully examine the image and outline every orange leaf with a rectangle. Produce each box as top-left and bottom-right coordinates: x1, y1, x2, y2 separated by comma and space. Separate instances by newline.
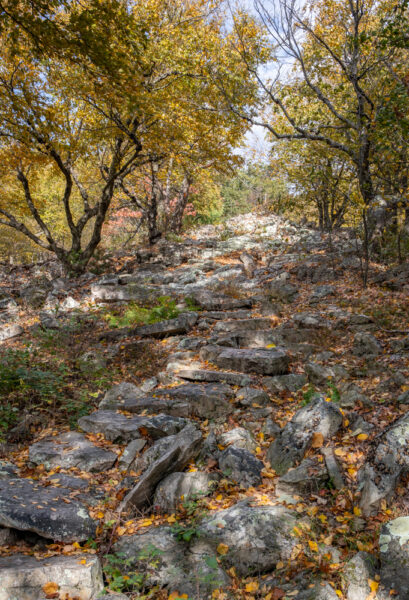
311, 433, 324, 448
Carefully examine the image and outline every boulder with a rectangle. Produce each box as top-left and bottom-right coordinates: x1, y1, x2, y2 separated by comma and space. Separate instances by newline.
267, 396, 343, 475
219, 446, 263, 488
197, 501, 298, 576
20, 277, 51, 308
353, 332, 382, 357
358, 412, 409, 515
90, 283, 160, 303
78, 411, 187, 443
0, 554, 103, 600
215, 347, 290, 376
29, 432, 117, 472
0, 478, 96, 541
120, 425, 203, 510
380, 517, 409, 598
153, 471, 219, 512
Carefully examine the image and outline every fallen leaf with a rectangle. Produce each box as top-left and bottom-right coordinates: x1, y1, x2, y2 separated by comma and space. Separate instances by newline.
217, 543, 229, 555
311, 433, 324, 448
245, 581, 259, 592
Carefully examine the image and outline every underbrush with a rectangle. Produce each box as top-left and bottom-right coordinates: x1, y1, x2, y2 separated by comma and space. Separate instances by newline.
104, 296, 179, 329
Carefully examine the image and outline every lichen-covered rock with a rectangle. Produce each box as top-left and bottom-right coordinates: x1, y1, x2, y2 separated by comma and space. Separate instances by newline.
153, 471, 219, 512
219, 446, 263, 488
263, 374, 307, 394
130, 312, 198, 338
0, 479, 96, 542
267, 396, 342, 475
0, 554, 103, 600
28, 432, 116, 472
344, 552, 379, 600
380, 517, 409, 598
358, 412, 409, 515
197, 501, 298, 576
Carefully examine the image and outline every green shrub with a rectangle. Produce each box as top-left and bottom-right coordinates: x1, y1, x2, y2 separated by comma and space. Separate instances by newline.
104, 296, 180, 328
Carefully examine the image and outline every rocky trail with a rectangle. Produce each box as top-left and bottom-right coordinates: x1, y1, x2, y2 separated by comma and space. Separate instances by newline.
1, 213, 409, 599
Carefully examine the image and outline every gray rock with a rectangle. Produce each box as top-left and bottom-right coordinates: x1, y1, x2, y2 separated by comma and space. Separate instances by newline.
153, 471, 219, 512
236, 387, 270, 406
198, 501, 298, 576
118, 439, 146, 470
78, 411, 187, 443
191, 292, 252, 311
178, 368, 254, 387
20, 277, 51, 308
213, 318, 272, 334
267, 396, 343, 475
293, 312, 328, 329
99, 381, 144, 410
0, 323, 23, 342
39, 311, 60, 330
120, 425, 203, 510
339, 382, 370, 408
46, 474, 89, 490
130, 312, 198, 339
113, 526, 228, 596
353, 332, 382, 357
215, 347, 290, 375
0, 478, 96, 541
305, 362, 337, 386
219, 427, 257, 451
29, 432, 117, 472
380, 517, 409, 598
321, 447, 345, 490
0, 462, 19, 479
358, 412, 409, 515
344, 551, 378, 600
61, 296, 81, 311
150, 383, 234, 417
90, 283, 160, 303
310, 285, 335, 303
297, 582, 339, 600
0, 527, 19, 545
219, 446, 263, 488
263, 374, 307, 394
268, 279, 298, 303
0, 554, 103, 600
78, 350, 107, 373
177, 336, 208, 350
276, 457, 328, 496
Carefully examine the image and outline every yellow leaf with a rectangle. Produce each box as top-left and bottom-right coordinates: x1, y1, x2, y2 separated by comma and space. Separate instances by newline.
245, 581, 259, 592
73, 542, 81, 549
357, 433, 368, 441
276, 560, 284, 569
310, 433, 324, 448
353, 506, 362, 516
308, 540, 319, 552
335, 591, 343, 598
167, 515, 176, 524
139, 518, 153, 527
266, 343, 276, 348
42, 582, 59, 595
217, 543, 229, 555
368, 580, 379, 592
293, 526, 302, 537
96, 511, 104, 519
80, 559, 87, 565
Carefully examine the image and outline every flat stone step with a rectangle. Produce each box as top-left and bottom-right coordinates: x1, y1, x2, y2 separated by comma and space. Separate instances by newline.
213, 318, 273, 334
178, 369, 255, 386
29, 432, 117, 472
0, 478, 96, 542
192, 292, 252, 311
121, 383, 233, 418
200, 310, 252, 320
214, 347, 290, 376
78, 411, 188, 443
0, 554, 103, 600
